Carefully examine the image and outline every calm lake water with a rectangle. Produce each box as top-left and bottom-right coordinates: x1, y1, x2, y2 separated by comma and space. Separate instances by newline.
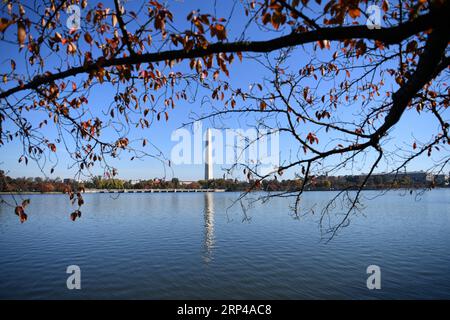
0, 190, 449, 299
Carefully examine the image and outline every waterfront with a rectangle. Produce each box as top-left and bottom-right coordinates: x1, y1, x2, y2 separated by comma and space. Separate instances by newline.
0, 190, 449, 299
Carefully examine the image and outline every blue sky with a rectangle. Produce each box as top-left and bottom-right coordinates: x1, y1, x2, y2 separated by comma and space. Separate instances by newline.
0, 0, 446, 180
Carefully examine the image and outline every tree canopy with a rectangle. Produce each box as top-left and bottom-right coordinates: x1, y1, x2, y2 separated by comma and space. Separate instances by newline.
0, 0, 449, 235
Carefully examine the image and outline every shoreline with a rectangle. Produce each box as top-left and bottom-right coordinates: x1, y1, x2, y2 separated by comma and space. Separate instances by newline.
1, 187, 448, 195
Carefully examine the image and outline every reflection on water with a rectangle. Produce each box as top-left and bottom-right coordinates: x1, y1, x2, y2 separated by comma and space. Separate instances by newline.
203, 193, 215, 263
0, 190, 450, 299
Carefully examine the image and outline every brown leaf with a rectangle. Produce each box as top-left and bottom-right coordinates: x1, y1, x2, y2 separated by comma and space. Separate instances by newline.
271, 11, 285, 30
17, 21, 26, 47
48, 143, 57, 152
22, 199, 30, 208
260, 101, 267, 110
67, 42, 77, 55
15, 206, 27, 223
237, 51, 243, 62
406, 40, 417, 53
348, 8, 360, 19
262, 13, 271, 25
84, 32, 93, 44
0, 18, 13, 33
70, 211, 78, 221
112, 13, 118, 27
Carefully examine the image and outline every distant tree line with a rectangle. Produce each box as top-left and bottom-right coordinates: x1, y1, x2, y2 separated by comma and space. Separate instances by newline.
1, 171, 448, 193
0, 170, 76, 193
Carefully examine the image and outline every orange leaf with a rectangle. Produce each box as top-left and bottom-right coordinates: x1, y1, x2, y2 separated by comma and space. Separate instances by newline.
0, 18, 13, 33
17, 21, 26, 47
237, 51, 243, 62
262, 13, 271, 25
84, 32, 93, 44
348, 8, 360, 19
48, 143, 57, 152
260, 101, 267, 110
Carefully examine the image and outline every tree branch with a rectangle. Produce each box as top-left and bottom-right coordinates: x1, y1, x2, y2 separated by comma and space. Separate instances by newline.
0, 11, 439, 100
113, 0, 135, 56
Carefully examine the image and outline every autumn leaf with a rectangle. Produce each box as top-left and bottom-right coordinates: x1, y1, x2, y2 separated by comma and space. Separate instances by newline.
303, 87, 309, 100
17, 21, 26, 47
214, 23, 227, 40
54, 32, 63, 42
262, 13, 271, 25
0, 18, 14, 33
306, 132, 319, 144
271, 11, 282, 30
406, 40, 417, 53
70, 210, 81, 221
84, 32, 93, 44
237, 51, 243, 62
348, 8, 360, 19
112, 13, 118, 27
22, 199, 30, 208
260, 101, 267, 110
15, 206, 28, 223
48, 143, 57, 152
317, 40, 330, 49
116, 137, 129, 148
67, 42, 77, 55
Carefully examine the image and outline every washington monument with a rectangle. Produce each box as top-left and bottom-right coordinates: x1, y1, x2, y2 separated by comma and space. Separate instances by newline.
205, 128, 213, 180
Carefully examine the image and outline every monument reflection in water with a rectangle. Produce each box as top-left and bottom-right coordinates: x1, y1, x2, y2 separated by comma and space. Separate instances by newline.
203, 192, 215, 263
